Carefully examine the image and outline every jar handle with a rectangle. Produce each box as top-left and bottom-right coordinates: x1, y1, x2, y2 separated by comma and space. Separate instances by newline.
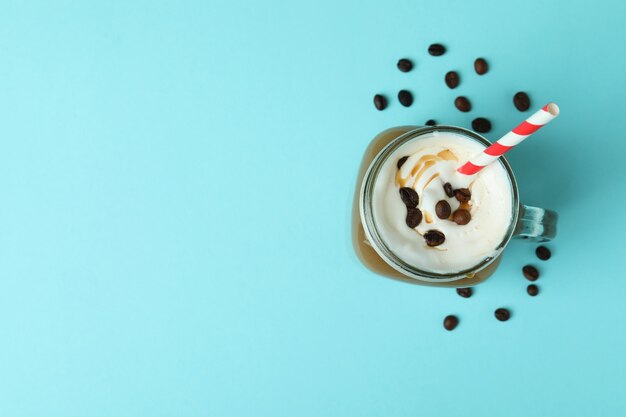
513, 204, 558, 242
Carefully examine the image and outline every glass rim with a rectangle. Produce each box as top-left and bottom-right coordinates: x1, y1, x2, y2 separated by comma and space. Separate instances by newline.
359, 125, 520, 282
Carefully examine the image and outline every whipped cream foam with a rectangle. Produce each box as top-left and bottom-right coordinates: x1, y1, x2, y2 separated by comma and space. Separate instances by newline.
372, 131, 513, 274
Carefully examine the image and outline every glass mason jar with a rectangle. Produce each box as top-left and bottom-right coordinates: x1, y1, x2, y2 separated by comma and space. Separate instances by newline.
351, 125, 557, 287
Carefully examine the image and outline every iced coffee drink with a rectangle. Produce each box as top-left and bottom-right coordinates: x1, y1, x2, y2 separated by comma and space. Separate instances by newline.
353, 126, 526, 286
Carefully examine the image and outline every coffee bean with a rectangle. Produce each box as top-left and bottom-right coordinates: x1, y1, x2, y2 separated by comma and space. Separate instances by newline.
444, 71, 459, 89
471, 117, 492, 133
443, 183, 454, 198
398, 90, 413, 107
424, 230, 445, 246
536, 246, 551, 260
425, 119, 436, 126
399, 187, 419, 208
452, 209, 471, 225
474, 58, 488, 75
494, 308, 511, 322
373, 94, 387, 111
397, 58, 413, 72
456, 287, 472, 298
513, 92, 531, 111
406, 207, 423, 228
397, 156, 409, 170
522, 265, 539, 281
428, 43, 446, 56
454, 96, 471, 112
435, 200, 451, 219
527, 284, 539, 296
454, 188, 471, 203
443, 315, 458, 331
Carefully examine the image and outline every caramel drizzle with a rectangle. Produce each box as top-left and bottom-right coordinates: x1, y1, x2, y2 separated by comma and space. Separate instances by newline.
396, 149, 459, 188
412, 160, 437, 183
437, 149, 458, 161
422, 173, 440, 191
411, 157, 435, 177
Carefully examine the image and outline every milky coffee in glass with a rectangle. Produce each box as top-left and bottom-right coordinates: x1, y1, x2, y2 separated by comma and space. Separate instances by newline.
352, 126, 557, 287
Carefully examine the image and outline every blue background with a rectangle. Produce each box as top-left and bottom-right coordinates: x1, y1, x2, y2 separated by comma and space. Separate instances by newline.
1, 1, 625, 416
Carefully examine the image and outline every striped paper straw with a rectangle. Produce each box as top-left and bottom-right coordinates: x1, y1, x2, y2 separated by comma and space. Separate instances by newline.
457, 103, 560, 176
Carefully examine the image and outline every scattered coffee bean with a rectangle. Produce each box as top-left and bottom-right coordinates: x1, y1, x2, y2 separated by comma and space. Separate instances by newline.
536, 246, 551, 260
435, 200, 451, 219
452, 209, 471, 225
397, 58, 413, 73
398, 90, 413, 107
425, 119, 437, 126
456, 287, 472, 298
373, 94, 387, 111
522, 265, 539, 281
428, 43, 446, 56
406, 207, 423, 228
454, 96, 471, 112
399, 187, 419, 208
527, 284, 539, 296
443, 183, 454, 198
513, 92, 531, 111
454, 188, 471, 203
474, 58, 488, 75
424, 230, 445, 247
494, 308, 511, 322
444, 71, 459, 89
471, 117, 492, 133
397, 156, 409, 170
443, 315, 458, 331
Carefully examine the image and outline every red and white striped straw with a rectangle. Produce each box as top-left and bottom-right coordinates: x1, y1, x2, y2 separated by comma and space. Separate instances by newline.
457, 103, 560, 176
